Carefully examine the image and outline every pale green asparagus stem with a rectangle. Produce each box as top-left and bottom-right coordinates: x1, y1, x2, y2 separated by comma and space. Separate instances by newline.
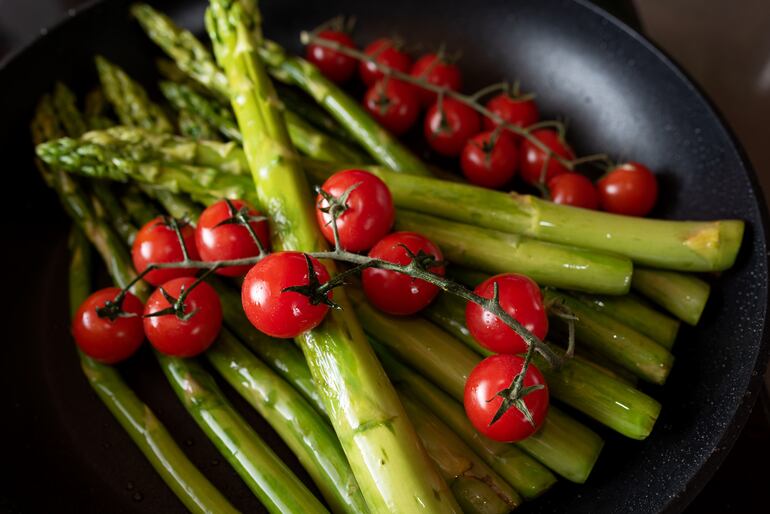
631, 268, 711, 325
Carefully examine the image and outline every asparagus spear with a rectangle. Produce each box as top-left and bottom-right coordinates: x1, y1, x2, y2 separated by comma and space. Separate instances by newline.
207, 1, 459, 511
632, 267, 711, 325
398, 392, 522, 513
572, 292, 680, 348
543, 290, 674, 385
83, 87, 115, 130
351, 288, 660, 439
69, 230, 240, 514
275, 82, 359, 144
95, 56, 174, 133
303, 160, 744, 272
373, 342, 600, 484
395, 210, 633, 295
178, 108, 221, 140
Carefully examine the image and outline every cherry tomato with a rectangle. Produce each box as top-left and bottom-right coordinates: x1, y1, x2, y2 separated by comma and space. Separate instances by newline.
242, 252, 332, 338
465, 273, 548, 355
359, 38, 412, 86
464, 354, 549, 442
362, 232, 445, 315
144, 277, 222, 357
71, 287, 145, 364
597, 162, 658, 216
315, 169, 395, 252
424, 98, 481, 157
460, 130, 518, 189
132, 216, 200, 287
306, 30, 357, 83
519, 129, 575, 186
363, 79, 421, 136
483, 94, 539, 140
548, 173, 599, 210
409, 53, 462, 106
195, 199, 270, 277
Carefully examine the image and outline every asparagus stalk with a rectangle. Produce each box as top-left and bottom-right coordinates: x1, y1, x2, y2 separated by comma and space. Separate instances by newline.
68, 229, 240, 514
303, 160, 744, 272
275, 83, 359, 144
373, 342, 600, 484
632, 268, 711, 325
90, 182, 139, 244
95, 56, 174, 133
543, 290, 674, 385
351, 288, 660, 439
572, 292, 680, 348
395, 210, 633, 295
83, 87, 114, 130
158, 354, 329, 514
207, 1, 459, 511
178, 108, 221, 140
205, 329, 369, 514
398, 392, 522, 513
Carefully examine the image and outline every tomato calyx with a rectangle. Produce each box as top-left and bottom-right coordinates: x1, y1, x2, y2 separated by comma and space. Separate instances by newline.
94, 294, 140, 322
281, 253, 341, 309
144, 284, 201, 321
396, 243, 447, 274
213, 198, 269, 255
489, 376, 546, 428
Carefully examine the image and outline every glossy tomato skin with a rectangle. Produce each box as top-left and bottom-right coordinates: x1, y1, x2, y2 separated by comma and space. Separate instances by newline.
460, 130, 519, 189
363, 79, 421, 136
315, 169, 395, 252
466, 273, 548, 354
597, 162, 658, 216
132, 216, 200, 286
242, 252, 332, 338
464, 354, 549, 442
144, 277, 222, 357
519, 129, 575, 186
362, 232, 445, 315
483, 94, 539, 140
195, 199, 270, 277
72, 287, 145, 364
424, 98, 481, 157
306, 30, 357, 83
359, 38, 412, 86
548, 173, 599, 210
409, 53, 462, 105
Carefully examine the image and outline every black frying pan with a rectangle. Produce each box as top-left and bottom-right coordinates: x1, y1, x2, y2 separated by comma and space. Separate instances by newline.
1, 0, 768, 512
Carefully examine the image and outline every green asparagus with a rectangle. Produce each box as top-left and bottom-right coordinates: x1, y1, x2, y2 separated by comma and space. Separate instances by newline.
632, 267, 711, 325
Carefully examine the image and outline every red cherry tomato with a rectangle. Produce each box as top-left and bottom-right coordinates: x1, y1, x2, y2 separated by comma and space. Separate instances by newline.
548, 173, 599, 210
519, 129, 575, 186
359, 38, 412, 86
424, 98, 481, 157
597, 162, 658, 216
306, 30, 357, 83
464, 354, 549, 442
242, 252, 332, 338
460, 130, 519, 189
363, 79, 421, 136
71, 287, 145, 364
362, 232, 445, 315
143, 277, 222, 357
315, 169, 395, 252
410, 53, 462, 105
132, 216, 200, 287
195, 199, 270, 277
483, 94, 539, 140
465, 273, 548, 354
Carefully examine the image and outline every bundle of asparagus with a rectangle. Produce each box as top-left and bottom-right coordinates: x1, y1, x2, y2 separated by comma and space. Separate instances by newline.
31, 1, 747, 512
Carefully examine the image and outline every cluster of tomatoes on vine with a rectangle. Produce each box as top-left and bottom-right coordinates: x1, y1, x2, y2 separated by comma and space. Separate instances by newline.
307, 28, 658, 216
72, 169, 550, 442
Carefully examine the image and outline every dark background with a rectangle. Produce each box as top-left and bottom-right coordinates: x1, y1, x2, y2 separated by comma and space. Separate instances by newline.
1, 0, 769, 512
